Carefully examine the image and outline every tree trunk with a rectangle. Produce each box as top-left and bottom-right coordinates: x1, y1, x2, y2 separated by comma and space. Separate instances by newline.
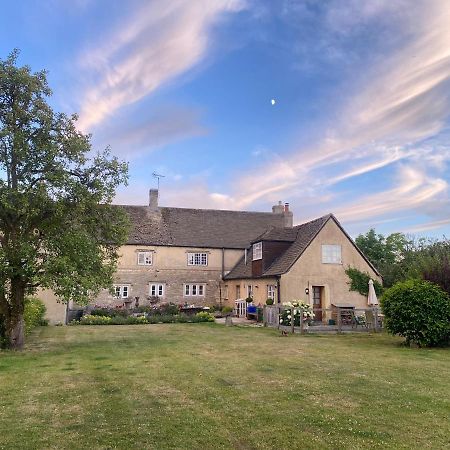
3, 278, 26, 350
5, 313, 25, 350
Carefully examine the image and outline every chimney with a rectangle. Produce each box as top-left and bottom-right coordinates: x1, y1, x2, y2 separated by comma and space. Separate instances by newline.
284, 202, 293, 227
272, 200, 284, 214
149, 189, 159, 210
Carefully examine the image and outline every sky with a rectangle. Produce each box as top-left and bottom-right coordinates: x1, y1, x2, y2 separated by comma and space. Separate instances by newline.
1, 0, 450, 237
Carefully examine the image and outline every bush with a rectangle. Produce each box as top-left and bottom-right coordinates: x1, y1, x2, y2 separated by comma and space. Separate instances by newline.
24, 297, 47, 334
75, 313, 214, 325
77, 315, 149, 325
279, 300, 314, 326
193, 312, 215, 322
265, 298, 274, 305
152, 303, 180, 316
381, 279, 450, 347
90, 308, 129, 318
245, 297, 253, 303
78, 315, 112, 325
222, 306, 233, 314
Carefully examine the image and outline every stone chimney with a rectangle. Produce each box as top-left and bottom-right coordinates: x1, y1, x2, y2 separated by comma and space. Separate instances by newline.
272, 201, 284, 214
284, 203, 293, 227
149, 189, 159, 210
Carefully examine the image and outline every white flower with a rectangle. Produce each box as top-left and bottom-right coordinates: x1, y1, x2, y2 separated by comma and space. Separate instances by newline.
287, 314, 291, 319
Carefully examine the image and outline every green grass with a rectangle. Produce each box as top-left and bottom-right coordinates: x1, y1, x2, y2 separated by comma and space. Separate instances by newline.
0, 324, 449, 449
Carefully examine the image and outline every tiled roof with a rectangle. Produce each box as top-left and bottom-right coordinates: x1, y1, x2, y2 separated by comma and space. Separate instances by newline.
252, 227, 299, 243
224, 215, 331, 279
224, 214, 381, 279
119, 205, 287, 249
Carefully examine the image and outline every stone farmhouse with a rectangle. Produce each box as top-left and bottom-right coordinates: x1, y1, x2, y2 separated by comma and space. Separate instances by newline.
42, 189, 381, 324
224, 213, 381, 319
42, 189, 292, 323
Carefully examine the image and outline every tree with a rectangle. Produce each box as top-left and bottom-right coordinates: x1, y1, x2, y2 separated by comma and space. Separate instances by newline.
0, 50, 129, 349
355, 229, 411, 287
407, 239, 450, 296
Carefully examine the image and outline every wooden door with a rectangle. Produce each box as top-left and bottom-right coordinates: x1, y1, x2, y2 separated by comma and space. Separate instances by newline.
312, 286, 323, 321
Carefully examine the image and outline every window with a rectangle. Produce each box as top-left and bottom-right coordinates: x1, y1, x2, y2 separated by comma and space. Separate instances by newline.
184, 284, 205, 296
114, 285, 129, 298
187, 252, 208, 266
137, 251, 153, 266
149, 283, 165, 297
322, 244, 342, 264
236, 285, 241, 299
267, 285, 276, 300
247, 285, 253, 298
252, 242, 262, 260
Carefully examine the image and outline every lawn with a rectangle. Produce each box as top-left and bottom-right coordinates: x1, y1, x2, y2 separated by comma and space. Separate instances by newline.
0, 324, 449, 449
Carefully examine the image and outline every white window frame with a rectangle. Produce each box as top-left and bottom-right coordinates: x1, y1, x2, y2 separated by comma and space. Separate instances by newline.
149, 283, 165, 298
114, 285, 130, 298
252, 242, 262, 260
187, 252, 208, 266
321, 244, 342, 264
137, 251, 153, 266
184, 284, 206, 297
267, 285, 276, 300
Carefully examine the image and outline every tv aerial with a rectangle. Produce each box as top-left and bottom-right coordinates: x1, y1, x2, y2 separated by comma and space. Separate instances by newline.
152, 172, 165, 190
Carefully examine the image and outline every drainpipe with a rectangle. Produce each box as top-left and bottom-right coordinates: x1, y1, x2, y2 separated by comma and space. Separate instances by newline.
221, 248, 226, 308
221, 248, 225, 278
276, 275, 281, 304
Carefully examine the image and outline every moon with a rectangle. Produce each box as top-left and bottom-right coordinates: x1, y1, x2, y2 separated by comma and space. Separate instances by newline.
271, 99, 276, 105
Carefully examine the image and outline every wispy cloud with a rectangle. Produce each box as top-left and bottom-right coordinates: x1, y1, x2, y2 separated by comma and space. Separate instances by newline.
198, 0, 450, 229
333, 166, 447, 222
77, 0, 244, 131
95, 105, 207, 158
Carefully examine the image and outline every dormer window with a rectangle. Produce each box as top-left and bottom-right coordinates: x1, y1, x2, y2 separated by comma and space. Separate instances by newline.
252, 242, 262, 260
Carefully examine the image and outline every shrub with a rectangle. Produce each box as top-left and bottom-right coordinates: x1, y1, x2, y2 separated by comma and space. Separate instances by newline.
245, 297, 253, 303
74, 312, 214, 325
381, 279, 450, 347
77, 315, 149, 325
222, 306, 233, 314
265, 298, 274, 305
133, 305, 154, 314
345, 267, 383, 296
78, 315, 112, 325
24, 297, 47, 334
279, 300, 314, 326
193, 312, 215, 322
90, 308, 129, 318
90, 308, 115, 317
152, 303, 180, 316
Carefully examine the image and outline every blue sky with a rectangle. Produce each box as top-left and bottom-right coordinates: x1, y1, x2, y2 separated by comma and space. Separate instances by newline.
1, 0, 450, 237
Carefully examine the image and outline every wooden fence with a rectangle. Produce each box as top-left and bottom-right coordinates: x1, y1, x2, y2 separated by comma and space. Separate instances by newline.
263, 305, 383, 334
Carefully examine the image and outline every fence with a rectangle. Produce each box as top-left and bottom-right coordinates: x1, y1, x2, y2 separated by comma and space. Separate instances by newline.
263, 305, 384, 334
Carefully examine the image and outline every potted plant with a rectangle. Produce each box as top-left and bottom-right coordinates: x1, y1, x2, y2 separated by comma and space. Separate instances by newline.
266, 298, 274, 305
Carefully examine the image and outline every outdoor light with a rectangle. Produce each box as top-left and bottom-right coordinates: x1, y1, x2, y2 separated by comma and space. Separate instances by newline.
305, 287, 309, 295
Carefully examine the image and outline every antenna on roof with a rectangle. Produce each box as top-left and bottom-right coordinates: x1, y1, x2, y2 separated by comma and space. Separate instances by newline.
152, 172, 165, 190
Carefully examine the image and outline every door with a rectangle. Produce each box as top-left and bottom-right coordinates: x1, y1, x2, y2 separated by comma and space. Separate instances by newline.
312, 286, 323, 322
